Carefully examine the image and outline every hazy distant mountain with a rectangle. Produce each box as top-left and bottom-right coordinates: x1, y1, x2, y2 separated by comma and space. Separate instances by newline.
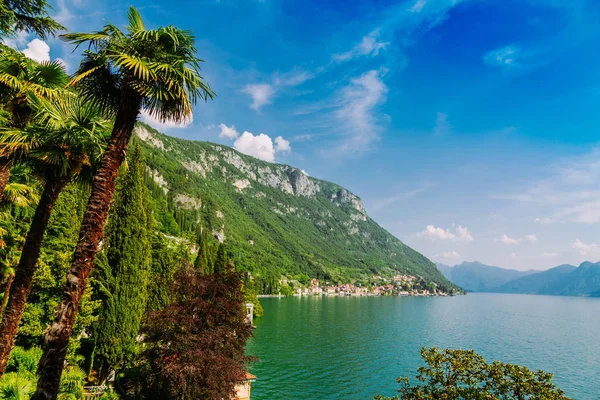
439, 260, 600, 297
541, 261, 600, 297
436, 261, 535, 292
497, 264, 576, 294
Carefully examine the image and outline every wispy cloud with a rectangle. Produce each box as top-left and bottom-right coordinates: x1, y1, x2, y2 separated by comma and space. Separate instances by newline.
326, 69, 388, 155
500, 148, 600, 225
571, 239, 600, 259
332, 29, 389, 62
434, 250, 461, 260
483, 45, 520, 68
242, 67, 315, 111
433, 112, 451, 136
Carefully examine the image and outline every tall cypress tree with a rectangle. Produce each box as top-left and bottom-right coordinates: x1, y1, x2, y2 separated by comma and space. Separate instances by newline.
194, 229, 208, 274
213, 243, 227, 274
92, 143, 151, 379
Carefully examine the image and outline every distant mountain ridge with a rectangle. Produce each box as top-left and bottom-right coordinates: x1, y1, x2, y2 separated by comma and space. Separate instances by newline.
437, 261, 600, 297
435, 261, 535, 292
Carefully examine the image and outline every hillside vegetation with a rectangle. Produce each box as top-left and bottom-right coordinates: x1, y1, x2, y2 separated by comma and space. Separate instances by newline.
136, 123, 455, 293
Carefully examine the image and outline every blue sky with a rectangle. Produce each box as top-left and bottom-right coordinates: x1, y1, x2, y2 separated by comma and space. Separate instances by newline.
7, 0, 600, 270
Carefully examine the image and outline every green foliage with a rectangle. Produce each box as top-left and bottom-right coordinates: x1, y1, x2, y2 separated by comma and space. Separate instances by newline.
145, 233, 184, 311
213, 242, 227, 274
17, 185, 99, 347
0, 371, 36, 400
0, 0, 63, 38
5, 347, 41, 375
57, 366, 85, 400
136, 124, 457, 293
375, 347, 571, 400
242, 285, 263, 318
93, 144, 151, 375
193, 229, 209, 274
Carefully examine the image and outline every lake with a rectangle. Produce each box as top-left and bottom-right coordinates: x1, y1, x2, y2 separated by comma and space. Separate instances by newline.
246, 293, 600, 399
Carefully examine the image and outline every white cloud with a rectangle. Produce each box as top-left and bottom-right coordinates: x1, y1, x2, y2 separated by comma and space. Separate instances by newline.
523, 234, 537, 244
495, 234, 537, 245
332, 29, 389, 62
433, 112, 451, 136
541, 252, 558, 258
535, 217, 554, 224
2, 30, 29, 48
242, 84, 275, 111
410, 0, 428, 13
455, 225, 473, 242
233, 131, 291, 162
140, 110, 192, 130
218, 123, 239, 139
484, 45, 520, 67
496, 234, 519, 245
415, 224, 473, 242
329, 69, 388, 155
571, 239, 600, 258
273, 68, 314, 87
274, 136, 291, 153
435, 250, 460, 260
22, 39, 50, 63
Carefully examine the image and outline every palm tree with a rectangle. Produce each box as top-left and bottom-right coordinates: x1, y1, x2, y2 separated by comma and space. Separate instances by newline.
0, 93, 110, 377
32, 7, 214, 398
0, 47, 68, 202
0, 0, 63, 39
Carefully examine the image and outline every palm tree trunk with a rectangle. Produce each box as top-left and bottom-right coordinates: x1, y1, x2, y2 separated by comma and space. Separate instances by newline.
0, 162, 10, 204
0, 274, 14, 317
0, 175, 68, 377
33, 102, 141, 400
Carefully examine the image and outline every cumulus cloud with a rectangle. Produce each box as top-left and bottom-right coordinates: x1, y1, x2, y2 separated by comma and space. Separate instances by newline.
242, 84, 275, 111
332, 29, 389, 62
2, 30, 29, 48
494, 234, 537, 244
495, 234, 537, 245
140, 110, 193, 130
496, 234, 519, 245
22, 39, 50, 62
571, 239, 600, 258
483, 45, 520, 67
232, 131, 291, 162
218, 123, 239, 139
415, 224, 473, 242
433, 112, 451, 136
274, 136, 291, 153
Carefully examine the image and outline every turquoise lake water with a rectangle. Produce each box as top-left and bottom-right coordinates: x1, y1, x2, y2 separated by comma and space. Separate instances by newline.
246, 293, 600, 399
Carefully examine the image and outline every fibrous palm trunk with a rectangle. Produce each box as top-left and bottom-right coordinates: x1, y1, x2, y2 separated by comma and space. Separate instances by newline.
33, 102, 141, 400
0, 162, 10, 204
0, 174, 69, 377
0, 274, 14, 316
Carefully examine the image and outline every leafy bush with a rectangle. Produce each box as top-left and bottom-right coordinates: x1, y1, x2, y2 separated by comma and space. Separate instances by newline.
6, 347, 42, 375
375, 347, 571, 400
0, 372, 36, 399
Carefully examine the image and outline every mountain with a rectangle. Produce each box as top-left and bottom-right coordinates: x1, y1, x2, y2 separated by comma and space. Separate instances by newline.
439, 259, 600, 297
135, 124, 456, 292
436, 261, 535, 292
496, 264, 576, 294
541, 261, 600, 297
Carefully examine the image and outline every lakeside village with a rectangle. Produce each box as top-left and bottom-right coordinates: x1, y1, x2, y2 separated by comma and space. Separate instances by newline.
262, 274, 456, 298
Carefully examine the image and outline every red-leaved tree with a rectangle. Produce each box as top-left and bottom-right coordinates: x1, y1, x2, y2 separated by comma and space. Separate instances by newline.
136, 265, 255, 399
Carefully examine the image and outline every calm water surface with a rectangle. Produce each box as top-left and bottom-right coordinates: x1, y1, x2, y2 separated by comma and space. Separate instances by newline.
246, 293, 600, 399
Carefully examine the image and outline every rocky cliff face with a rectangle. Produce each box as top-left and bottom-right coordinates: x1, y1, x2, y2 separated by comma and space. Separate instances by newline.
135, 123, 454, 289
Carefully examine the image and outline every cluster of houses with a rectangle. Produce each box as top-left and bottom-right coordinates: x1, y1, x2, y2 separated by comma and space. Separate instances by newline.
293, 275, 449, 297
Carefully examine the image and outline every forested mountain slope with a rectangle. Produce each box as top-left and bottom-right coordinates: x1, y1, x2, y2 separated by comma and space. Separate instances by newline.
135, 123, 455, 292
